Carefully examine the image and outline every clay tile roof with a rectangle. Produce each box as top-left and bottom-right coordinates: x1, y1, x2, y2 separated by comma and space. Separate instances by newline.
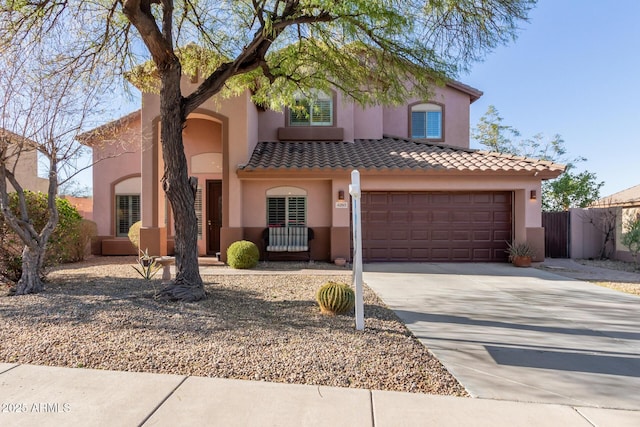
241, 137, 565, 177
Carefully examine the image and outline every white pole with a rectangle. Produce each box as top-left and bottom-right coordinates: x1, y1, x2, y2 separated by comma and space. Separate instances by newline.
349, 170, 364, 331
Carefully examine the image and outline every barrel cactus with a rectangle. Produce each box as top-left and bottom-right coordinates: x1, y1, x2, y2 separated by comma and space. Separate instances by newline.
227, 240, 260, 269
315, 281, 355, 315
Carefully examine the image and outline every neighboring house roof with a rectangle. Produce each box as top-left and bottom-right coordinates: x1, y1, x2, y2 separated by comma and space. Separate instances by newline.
0, 127, 29, 144
595, 184, 640, 207
238, 138, 565, 178
78, 110, 141, 146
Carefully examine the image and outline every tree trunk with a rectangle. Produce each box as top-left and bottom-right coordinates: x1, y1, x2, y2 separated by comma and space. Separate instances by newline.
13, 244, 45, 295
154, 60, 206, 302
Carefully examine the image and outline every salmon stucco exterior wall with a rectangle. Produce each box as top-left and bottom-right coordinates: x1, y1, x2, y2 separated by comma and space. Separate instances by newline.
84, 75, 563, 263
90, 112, 142, 237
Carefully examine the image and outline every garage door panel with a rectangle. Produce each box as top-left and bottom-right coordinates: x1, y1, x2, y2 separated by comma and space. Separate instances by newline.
389, 193, 410, 204
390, 248, 410, 258
410, 193, 430, 204
367, 193, 390, 206
492, 193, 510, 203
361, 191, 512, 262
472, 193, 492, 203
452, 194, 472, 203
452, 211, 471, 222
410, 211, 430, 223
432, 230, 450, 241
390, 230, 409, 240
367, 227, 389, 238
473, 248, 491, 259
493, 211, 511, 222
366, 211, 389, 222
411, 229, 429, 240
494, 230, 511, 241
432, 211, 450, 222
452, 249, 472, 260
472, 211, 492, 222
410, 248, 429, 259
390, 211, 410, 223
431, 248, 452, 260
473, 230, 491, 241
368, 249, 390, 261
452, 230, 471, 241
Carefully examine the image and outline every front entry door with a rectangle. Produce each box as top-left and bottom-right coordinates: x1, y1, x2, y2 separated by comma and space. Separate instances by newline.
207, 180, 222, 254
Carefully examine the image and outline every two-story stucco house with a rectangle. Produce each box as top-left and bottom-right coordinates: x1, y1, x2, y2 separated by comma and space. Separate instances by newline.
82, 77, 564, 263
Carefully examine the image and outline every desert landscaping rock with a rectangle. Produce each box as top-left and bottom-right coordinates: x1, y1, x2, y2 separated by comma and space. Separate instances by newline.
0, 257, 467, 396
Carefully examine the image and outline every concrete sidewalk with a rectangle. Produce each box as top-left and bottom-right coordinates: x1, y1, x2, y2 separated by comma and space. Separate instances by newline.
1, 363, 638, 426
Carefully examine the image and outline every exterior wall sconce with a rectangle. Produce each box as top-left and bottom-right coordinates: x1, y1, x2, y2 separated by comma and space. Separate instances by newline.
338, 190, 345, 201
530, 190, 537, 200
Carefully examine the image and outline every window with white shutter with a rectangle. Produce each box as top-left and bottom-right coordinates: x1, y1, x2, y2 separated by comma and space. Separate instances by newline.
410, 103, 443, 140
115, 195, 140, 237
266, 187, 308, 228
267, 196, 306, 227
194, 187, 203, 239
289, 91, 333, 126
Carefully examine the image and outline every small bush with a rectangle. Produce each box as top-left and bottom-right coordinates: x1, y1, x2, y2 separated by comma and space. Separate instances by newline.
227, 240, 260, 269
622, 215, 640, 264
69, 220, 97, 261
316, 281, 355, 315
128, 221, 142, 250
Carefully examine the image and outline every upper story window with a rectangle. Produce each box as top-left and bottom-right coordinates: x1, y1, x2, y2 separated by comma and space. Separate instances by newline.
410, 103, 443, 140
289, 91, 333, 127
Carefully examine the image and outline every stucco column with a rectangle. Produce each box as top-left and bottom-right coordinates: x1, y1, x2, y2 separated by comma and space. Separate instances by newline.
139, 116, 166, 256
331, 178, 351, 261
522, 183, 545, 262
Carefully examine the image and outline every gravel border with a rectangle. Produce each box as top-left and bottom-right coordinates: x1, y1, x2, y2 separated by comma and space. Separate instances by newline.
0, 257, 467, 396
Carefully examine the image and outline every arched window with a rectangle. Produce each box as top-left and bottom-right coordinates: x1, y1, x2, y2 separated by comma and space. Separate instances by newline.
266, 187, 307, 227
410, 103, 443, 140
114, 176, 141, 237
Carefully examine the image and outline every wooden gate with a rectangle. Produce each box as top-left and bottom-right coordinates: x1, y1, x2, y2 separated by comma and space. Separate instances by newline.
542, 211, 570, 258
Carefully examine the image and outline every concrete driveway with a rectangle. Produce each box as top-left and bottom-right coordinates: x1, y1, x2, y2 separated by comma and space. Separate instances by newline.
363, 263, 640, 410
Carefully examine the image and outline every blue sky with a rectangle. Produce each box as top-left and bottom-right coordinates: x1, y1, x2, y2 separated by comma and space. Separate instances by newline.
462, 0, 640, 197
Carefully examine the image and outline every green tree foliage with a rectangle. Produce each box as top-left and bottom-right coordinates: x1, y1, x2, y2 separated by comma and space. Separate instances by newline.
472, 105, 603, 211
621, 214, 640, 265
542, 170, 603, 211
1, 1, 537, 300
471, 105, 521, 154
0, 191, 89, 285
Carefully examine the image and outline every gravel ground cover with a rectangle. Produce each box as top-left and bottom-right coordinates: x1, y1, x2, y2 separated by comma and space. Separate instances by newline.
0, 257, 467, 396
577, 259, 640, 296
540, 258, 640, 296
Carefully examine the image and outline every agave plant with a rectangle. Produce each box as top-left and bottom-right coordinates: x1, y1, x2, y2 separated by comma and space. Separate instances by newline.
133, 248, 161, 280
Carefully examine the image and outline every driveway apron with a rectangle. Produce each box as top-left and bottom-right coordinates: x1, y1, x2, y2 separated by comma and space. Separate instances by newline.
363, 263, 640, 410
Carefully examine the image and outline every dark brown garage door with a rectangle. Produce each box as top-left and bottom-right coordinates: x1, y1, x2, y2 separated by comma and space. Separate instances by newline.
361, 191, 512, 262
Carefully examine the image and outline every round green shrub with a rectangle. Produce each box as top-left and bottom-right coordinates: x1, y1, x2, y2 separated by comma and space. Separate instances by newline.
316, 281, 355, 315
227, 240, 260, 269
128, 220, 142, 250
